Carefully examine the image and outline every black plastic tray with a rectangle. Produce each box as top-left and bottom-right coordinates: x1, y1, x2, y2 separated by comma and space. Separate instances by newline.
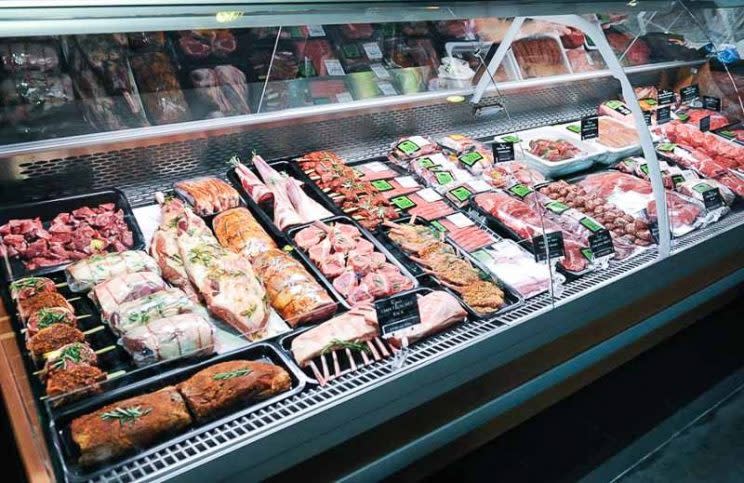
0, 189, 145, 281
377, 218, 524, 318
285, 215, 419, 310
50, 342, 305, 482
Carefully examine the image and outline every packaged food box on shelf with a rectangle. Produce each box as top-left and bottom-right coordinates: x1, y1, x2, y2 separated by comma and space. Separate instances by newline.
557, 116, 661, 165
516, 126, 605, 177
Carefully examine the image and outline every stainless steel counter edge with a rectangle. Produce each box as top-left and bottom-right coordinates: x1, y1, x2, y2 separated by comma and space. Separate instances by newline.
162, 218, 744, 483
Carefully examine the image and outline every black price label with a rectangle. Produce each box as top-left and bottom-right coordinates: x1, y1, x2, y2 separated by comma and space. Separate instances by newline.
657, 89, 675, 106
643, 111, 652, 126
581, 115, 599, 140
492, 142, 515, 162
680, 84, 700, 103
700, 115, 711, 132
656, 106, 671, 125
703, 96, 721, 112
531, 231, 565, 262
693, 183, 724, 210
588, 229, 615, 258
375, 292, 421, 336
649, 221, 660, 244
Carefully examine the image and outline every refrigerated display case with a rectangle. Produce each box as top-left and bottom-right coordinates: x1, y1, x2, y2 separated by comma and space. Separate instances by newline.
0, 1, 743, 482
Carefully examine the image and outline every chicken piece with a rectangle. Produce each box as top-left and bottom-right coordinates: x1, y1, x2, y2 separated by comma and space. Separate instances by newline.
89, 271, 166, 324
213, 207, 277, 262
176, 360, 291, 422
10, 276, 56, 301
27, 323, 86, 357
65, 250, 161, 292
70, 386, 192, 466
386, 291, 466, 347
18, 291, 73, 321
120, 313, 215, 366
26, 307, 76, 338
291, 305, 378, 366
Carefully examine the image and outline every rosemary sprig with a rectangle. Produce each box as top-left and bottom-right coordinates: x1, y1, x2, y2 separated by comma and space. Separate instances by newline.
188, 246, 214, 265
212, 368, 252, 380
37, 309, 68, 330
321, 339, 370, 355
10, 278, 44, 290
100, 406, 152, 425
52, 344, 83, 369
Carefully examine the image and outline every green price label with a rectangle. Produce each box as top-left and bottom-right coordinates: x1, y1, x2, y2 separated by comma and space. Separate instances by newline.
371, 180, 394, 191
546, 201, 570, 214
391, 195, 416, 210
458, 151, 484, 167
343, 44, 361, 58
672, 174, 685, 186
657, 143, 677, 152
643, 98, 657, 106
718, 130, 735, 139
449, 186, 473, 202
508, 183, 533, 199
692, 182, 713, 193
677, 112, 690, 122
397, 140, 421, 155
418, 157, 437, 169
566, 124, 581, 134
501, 134, 521, 143
434, 171, 455, 185
430, 220, 447, 232
580, 217, 603, 233
581, 247, 595, 261
640, 164, 650, 175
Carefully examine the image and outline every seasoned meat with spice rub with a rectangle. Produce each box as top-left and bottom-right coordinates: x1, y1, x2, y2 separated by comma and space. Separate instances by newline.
177, 360, 291, 421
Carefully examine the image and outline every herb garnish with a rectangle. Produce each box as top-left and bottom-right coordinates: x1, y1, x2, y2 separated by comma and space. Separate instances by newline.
100, 406, 152, 425
10, 278, 43, 290
52, 344, 83, 369
37, 309, 68, 329
212, 368, 252, 380
188, 246, 214, 265
321, 339, 370, 355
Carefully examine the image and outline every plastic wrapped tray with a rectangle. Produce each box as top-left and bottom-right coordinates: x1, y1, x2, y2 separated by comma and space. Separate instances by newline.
517, 126, 605, 178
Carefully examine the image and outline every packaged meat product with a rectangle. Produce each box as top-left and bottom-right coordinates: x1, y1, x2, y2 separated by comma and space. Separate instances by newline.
70, 386, 192, 466
577, 171, 709, 237
335, 42, 372, 73
660, 121, 743, 170
657, 143, 744, 197
616, 156, 698, 190
676, 178, 736, 208
292, 39, 337, 77
389, 135, 440, 165
518, 127, 601, 177
174, 177, 241, 216
482, 161, 545, 189
337, 24, 376, 41
0, 40, 59, 72
65, 35, 150, 131
471, 239, 557, 299
65, 250, 161, 293
433, 214, 496, 253
121, 313, 216, 366
110, 288, 207, 334
354, 160, 399, 181
604, 28, 650, 66
404, 191, 456, 221
248, 50, 298, 81
677, 108, 731, 131
714, 124, 744, 146
130, 51, 191, 125
438, 133, 482, 154
369, 175, 423, 201
128, 32, 166, 51
177, 30, 237, 60
89, 271, 167, 323
189, 65, 251, 118
561, 116, 648, 164
385, 290, 467, 348
176, 360, 291, 422
512, 36, 570, 78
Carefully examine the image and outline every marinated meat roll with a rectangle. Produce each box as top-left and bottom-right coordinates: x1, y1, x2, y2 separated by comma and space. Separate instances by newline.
26, 307, 76, 338
27, 323, 86, 357
71, 386, 192, 466
251, 249, 336, 326
110, 288, 206, 334
176, 360, 291, 421
89, 271, 166, 324
212, 207, 276, 261
174, 177, 240, 216
120, 313, 215, 366
43, 343, 105, 403
66, 250, 161, 292
10, 276, 56, 301
18, 291, 73, 321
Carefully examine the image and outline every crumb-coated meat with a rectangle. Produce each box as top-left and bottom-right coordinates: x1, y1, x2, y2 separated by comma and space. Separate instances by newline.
19, 291, 73, 320
177, 360, 291, 421
46, 364, 105, 403
27, 323, 85, 356
71, 386, 192, 466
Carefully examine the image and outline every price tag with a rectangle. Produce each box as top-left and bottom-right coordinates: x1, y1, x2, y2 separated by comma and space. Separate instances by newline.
370, 63, 390, 79
324, 59, 346, 76
588, 228, 615, 258
417, 188, 442, 202
468, 179, 492, 193
693, 182, 724, 210
500, 134, 521, 143
395, 176, 419, 188
446, 212, 474, 228
545, 200, 570, 215
363, 42, 383, 60
335, 92, 354, 103
375, 293, 421, 336
643, 111, 652, 126
363, 161, 388, 172
680, 84, 699, 103
371, 179, 394, 192
306, 25, 326, 37
531, 232, 565, 262
700, 115, 711, 132
448, 186, 474, 203
657, 89, 675, 106
459, 151, 485, 168
581, 115, 599, 140
434, 171, 455, 185
605, 100, 631, 116
656, 105, 671, 125
378, 82, 397, 96
492, 142, 515, 162
703, 96, 721, 112
506, 183, 533, 199
390, 195, 416, 211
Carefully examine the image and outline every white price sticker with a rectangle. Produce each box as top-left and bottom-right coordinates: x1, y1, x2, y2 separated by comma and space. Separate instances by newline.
395, 176, 419, 188
306, 25, 326, 37
370, 63, 390, 79
363, 41, 383, 60
468, 180, 492, 193
446, 212, 475, 228
363, 161, 388, 172
378, 82, 397, 96
324, 59, 346, 76
335, 92, 354, 103
417, 188, 443, 202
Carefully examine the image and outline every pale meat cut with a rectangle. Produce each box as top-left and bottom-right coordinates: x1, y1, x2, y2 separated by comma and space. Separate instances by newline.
120, 313, 215, 366
65, 250, 160, 293
231, 157, 272, 204
385, 291, 466, 348
89, 271, 166, 324
291, 305, 379, 366
178, 233, 269, 338
110, 288, 206, 334
213, 207, 277, 261
174, 177, 241, 216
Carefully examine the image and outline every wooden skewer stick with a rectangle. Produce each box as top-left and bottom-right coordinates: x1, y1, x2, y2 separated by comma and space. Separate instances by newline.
66, 297, 81, 303
55, 282, 68, 288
